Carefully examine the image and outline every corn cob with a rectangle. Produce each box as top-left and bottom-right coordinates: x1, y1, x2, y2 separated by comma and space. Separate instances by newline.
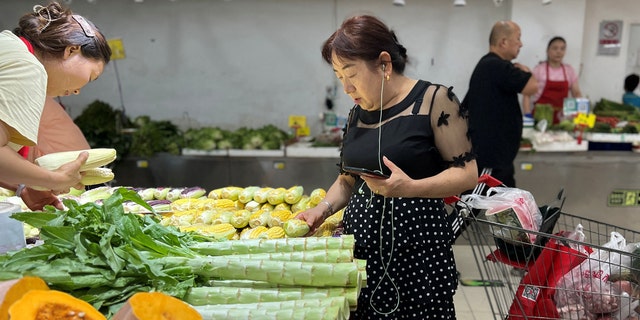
243, 200, 261, 212
284, 185, 304, 204
220, 186, 243, 201
34, 148, 116, 171
240, 226, 269, 240
268, 209, 293, 228
291, 195, 310, 213
153, 187, 171, 200
309, 188, 326, 206
283, 218, 311, 237
180, 186, 207, 199
166, 188, 185, 202
187, 223, 237, 240
260, 203, 275, 212
273, 202, 291, 212
252, 187, 272, 204
238, 186, 260, 203
248, 210, 270, 228
211, 211, 234, 225
80, 167, 114, 186
212, 199, 237, 210
265, 226, 285, 239
207, 188, 224, 199
135, 187, 155, 201
266, 187, 286, 205
171, 198, 202, 212
194, 209, 217, 224
230, 209, 252, 229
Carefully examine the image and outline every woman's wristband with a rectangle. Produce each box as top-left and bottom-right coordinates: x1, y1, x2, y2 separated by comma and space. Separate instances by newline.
15, 184, 26, 197
320, 200, 334, 218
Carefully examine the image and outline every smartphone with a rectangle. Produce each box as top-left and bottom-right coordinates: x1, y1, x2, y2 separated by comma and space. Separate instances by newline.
343, 166, 390, 179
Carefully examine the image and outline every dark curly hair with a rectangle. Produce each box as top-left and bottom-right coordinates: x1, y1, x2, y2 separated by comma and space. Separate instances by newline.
13, 1, 111, 64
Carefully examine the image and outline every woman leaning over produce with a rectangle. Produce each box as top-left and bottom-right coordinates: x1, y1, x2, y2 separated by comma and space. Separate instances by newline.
296, 14, 478, 319
0, 2, 111, 194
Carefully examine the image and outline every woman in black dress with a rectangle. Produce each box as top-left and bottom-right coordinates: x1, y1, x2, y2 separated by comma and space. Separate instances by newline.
297, 15, 478, 319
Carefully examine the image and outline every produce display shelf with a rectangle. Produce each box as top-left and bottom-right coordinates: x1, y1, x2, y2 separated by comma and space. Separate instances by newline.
227, 149, 285, 157
181, 148, 228, 156
532, 140, 589, 152
286, 146, 340, 158
584, 132, 640, 143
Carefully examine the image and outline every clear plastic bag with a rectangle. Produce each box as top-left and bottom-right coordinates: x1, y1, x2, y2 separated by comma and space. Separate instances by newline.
462, 187, 543, 243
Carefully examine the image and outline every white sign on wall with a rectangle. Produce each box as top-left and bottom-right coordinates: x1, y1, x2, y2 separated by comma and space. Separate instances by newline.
598, 20, 623, 56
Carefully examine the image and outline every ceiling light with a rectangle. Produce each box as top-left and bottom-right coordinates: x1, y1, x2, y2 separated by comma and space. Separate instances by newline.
542, 0, 552, 4
393, 0, 405, 6
453, 0, 466, 6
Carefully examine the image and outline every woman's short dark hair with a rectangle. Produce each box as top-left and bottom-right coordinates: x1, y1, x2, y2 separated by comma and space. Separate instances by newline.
547, 36, 566, 50
13, 2, 111, 64
321, 15, 407, 74
625, 74, 640, 92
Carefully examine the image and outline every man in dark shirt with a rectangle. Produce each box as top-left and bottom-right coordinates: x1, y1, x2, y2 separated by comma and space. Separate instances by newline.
462, 20, 538, 187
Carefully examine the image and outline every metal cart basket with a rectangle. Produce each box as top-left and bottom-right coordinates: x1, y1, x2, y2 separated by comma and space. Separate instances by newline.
460, 200, 640, 320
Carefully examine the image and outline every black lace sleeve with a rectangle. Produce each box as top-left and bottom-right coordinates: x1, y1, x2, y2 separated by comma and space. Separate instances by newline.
430, 86, 476, 168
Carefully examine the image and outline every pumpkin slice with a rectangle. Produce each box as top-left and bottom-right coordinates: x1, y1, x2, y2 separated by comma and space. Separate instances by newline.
113, 291, 202, 320
8, 289, 105, 320
0, 276, 49, 320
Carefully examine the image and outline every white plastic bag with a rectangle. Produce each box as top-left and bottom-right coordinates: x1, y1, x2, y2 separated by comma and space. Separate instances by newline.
462, 187, 543, 243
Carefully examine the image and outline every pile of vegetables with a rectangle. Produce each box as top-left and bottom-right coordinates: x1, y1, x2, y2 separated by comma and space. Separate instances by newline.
184, 125, 292, 151
74, 100, 132, 161
129, 116, 184, 156
0, 189, 361, 318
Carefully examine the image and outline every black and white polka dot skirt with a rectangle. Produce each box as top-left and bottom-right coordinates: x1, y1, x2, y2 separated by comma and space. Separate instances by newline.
344, 194, 458, 319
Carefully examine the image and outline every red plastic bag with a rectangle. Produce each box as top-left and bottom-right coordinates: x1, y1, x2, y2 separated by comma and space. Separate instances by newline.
508, 231, 592, 320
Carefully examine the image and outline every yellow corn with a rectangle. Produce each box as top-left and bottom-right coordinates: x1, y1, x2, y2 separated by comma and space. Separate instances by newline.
243, 200, 261, 212
212, 199, 236, 209
80, 167, 114, 185
248, 209, 270, 228
171, 198, 202, 212
230, 209, 252, 229
252, 187, 272, 204
267, 209, 293, 228
207, 188, 224, 199
201, 223, 237, 240
194, 209, 218, 224
267, 187, 287, 205
291, 195, 310, 213
309, 188, 326, 206
274, 202, 291, 212
284, 185, 304, 204
238, 186, 260, 203
35, 148, 117, 171
283, 218, 311, 238
211, 211, 234, 225
241, 226, 269, 240
265, 226, 285, 239
260, 203, 275, 212
220, 186, 243, 200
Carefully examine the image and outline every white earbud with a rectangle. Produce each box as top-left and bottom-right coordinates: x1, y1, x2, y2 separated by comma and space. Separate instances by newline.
382, 64, 386, 71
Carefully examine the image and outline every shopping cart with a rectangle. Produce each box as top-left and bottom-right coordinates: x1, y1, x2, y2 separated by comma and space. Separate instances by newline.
459, 193, 640, 320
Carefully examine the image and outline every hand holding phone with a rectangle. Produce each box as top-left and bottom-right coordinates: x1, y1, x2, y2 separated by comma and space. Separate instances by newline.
343, 166, 389, 179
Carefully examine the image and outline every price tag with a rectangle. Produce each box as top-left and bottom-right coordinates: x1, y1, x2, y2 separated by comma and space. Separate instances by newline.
107, 38, 126, 60
296, 126, 310, 137
573, 112, 596, 128
288, 115, 307, 128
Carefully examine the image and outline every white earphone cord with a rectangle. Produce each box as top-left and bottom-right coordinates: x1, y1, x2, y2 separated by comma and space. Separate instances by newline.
368, 64, 400, 315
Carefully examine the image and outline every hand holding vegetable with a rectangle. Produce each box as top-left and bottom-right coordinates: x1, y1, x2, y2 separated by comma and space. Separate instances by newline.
295, 205, 328, 235
48, 151, 89, 194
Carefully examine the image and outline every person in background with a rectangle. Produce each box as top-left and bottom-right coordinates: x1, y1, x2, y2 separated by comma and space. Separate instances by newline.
0, 2, 111, 207
462, 20, 537, 188
622, 73, 640, 108
525, 36, 583, 124
296, 14, 478, 319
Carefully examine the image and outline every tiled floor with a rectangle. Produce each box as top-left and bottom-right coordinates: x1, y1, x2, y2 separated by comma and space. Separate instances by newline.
453, 244, 518, 320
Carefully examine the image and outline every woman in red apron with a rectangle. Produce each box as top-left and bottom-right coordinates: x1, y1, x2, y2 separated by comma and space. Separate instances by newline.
528, 36, 583, 124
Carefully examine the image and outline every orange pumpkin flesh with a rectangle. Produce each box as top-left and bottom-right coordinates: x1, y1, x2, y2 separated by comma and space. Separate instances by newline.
112, 292, 202, 320
0, 276, 49, 320
8, 289, 106, 320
